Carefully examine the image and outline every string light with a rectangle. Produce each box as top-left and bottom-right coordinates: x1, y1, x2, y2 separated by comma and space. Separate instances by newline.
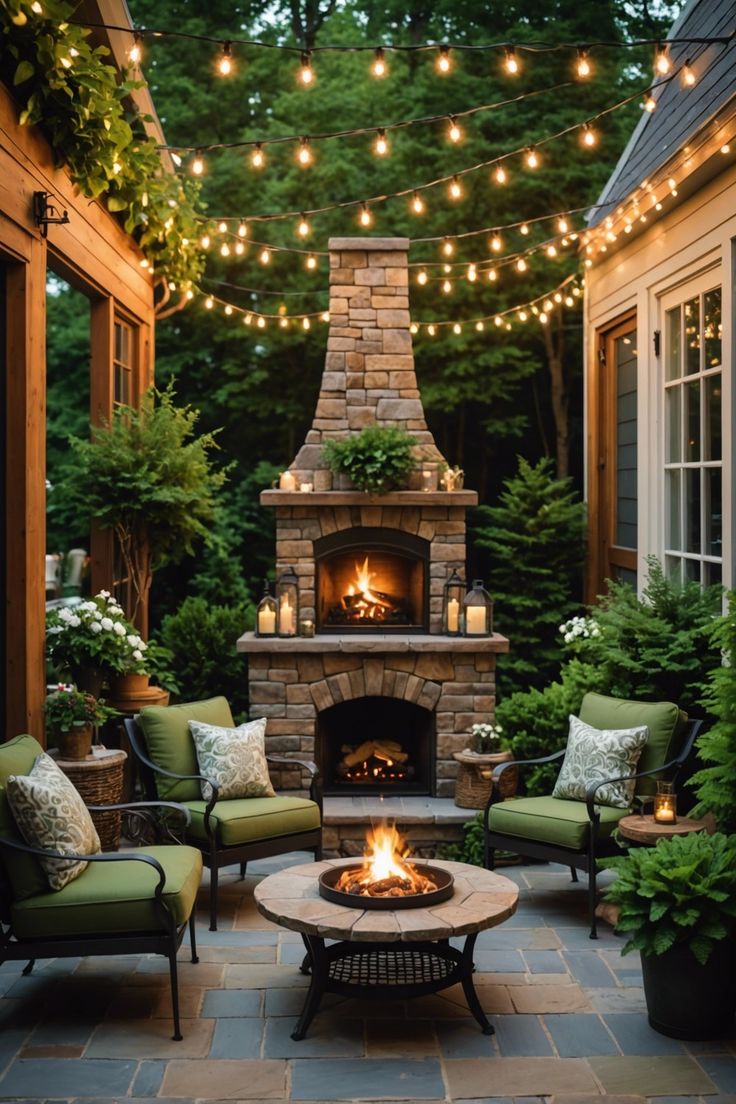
655, 44, 671, 75
238, 221, 248, 238
452, 322, 462, 334
417, 269, 428, 285
575, 47, 591, 78
558, 217, 569, 233
299, 51, 314, 85
475, 320, 484, 331
503, 47, 520, 75
205, 296, 214, 309
358, 202, 373, 227
235, 241, 245, 255
436, 46, 452, 74
128, 32, 142, 65
427, 324, 436, 336
467, 264, 477, 282
516, 257, 527, 272
251, 143, 266, 169
682, 60, 696, 87
442, 279, 452, 294
643, 90, 657, 112
306, 253, 317, 270
442, 237, 455, 257
302, 317, 311, 330
581, 123, 597, 147
493, 165, 508, 185
259, 247, 271, 264
448, 175, 463, 200
224, 304, 233, 315
546, 244, 557, 257
217, 41, 234, 76
190, 151, 205, 176
200, 233, 210, 249
525, 147, 540, 169
296, 214, 310, 238
490, 232, 503, 252
220, 242, 230, 257
520, 223, 529, 236
257, 316, 266, 329
410, 323, 419, 334
374, 128, 389, 156
488, 268, 498, 281
411, 191, 425, 215
447, 116, 463, 143
372, 47, 387, 77
297, 137, 313, 166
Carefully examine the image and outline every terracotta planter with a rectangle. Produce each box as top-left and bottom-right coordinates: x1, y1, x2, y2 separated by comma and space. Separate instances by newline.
107, 676, 170, 712
109, 672, 150, 698
56, 723, 93, 761
453, 749, 519, 809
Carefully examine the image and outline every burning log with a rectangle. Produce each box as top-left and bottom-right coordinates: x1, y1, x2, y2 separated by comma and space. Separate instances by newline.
335, 869, 438, 897
333, 821, 439, 898
340, 740, 408, 768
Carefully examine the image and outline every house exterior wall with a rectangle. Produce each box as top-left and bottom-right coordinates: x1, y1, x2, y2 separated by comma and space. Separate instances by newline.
584, 158, 735, 597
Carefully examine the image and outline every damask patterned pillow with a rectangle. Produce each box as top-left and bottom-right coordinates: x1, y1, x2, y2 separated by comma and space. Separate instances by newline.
552, 714, 649, 808
189, 718, 276, 802
6, 753, 101, 891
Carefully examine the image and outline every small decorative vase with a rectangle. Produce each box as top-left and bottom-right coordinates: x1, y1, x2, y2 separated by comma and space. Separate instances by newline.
56, 723, 93, 761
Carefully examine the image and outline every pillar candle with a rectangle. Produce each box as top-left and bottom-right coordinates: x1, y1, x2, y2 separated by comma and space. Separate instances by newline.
279, 470, 297, 491
447, 598, 460, 633
258, 607, 276, 634
466, 606, 487, 635
279, 595, 294, 635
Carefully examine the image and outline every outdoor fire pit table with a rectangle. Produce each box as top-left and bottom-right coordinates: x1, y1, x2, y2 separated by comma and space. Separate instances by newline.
254, 857, 519, 1040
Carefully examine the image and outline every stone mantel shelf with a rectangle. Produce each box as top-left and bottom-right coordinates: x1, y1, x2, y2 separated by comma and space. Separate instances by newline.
237, 631, 508, 654
260, 490, 478, 507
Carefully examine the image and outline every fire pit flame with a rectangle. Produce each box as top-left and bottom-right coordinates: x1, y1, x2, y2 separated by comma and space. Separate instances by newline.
334, 823, 439, 898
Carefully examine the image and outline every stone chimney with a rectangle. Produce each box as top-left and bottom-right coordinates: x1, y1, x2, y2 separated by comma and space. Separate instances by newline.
291, 237, 445, 489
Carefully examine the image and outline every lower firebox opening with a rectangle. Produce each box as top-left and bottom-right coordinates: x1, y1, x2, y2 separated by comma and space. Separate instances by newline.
318, 696, 436, 796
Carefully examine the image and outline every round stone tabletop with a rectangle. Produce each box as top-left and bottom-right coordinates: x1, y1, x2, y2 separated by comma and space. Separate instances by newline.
255, 858, 519, 942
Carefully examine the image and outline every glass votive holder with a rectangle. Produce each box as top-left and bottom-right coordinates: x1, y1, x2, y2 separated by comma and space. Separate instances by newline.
300, 619, 315, 638
299, 482, 313, 493
421, 468, 438, 492
653, 781, 677, 824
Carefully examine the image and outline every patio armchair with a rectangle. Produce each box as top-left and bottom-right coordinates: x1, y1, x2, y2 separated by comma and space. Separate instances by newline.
483, 693, 703, 939
125, 696, 323, 931
0, 735, 202, 1041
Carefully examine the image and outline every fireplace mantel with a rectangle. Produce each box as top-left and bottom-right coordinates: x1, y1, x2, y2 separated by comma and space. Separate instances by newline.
260, 491, 478, 507
238, 632, 509, 654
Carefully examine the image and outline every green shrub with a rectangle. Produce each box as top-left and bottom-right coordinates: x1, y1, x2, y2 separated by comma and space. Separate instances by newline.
690, 592, 736, 832
474, 456, 586, 698
442, 812, 485, 866
322, 424, 415, 495
156, 597, 253, 718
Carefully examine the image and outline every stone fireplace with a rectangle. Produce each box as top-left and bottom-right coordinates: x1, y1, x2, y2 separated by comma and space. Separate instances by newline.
237, 237, 508, 808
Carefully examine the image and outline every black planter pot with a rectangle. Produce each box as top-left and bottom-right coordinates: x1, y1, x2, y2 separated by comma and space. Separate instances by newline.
641, 938, 736, 1039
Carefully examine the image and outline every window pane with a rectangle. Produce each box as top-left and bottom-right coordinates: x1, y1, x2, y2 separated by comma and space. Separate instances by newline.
666, 469, 681, 551
683, 297, 700, 375
705, 468, 722, 558
665, 307, 681, 381
114, 321, 123, 363
615, 333, 637, 550
686, 379, 700, 461
665, 556, 682, 582
666, 387, 681, 462
703, 288, 722, 368
704, 562, 722, 586
684, 558, 701, 583
685, 469, 701, 554
705, 374, 722, 461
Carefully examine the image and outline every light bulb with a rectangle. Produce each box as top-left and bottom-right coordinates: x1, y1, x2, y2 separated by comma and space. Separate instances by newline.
442, 238, 454, 257
200, 233, 211, 249
224, 304, 233, 315
581, 123, 597, 147
427, 324, 436, 336
448, 175, 462, 200
321, 312, 329, 322
467, 264, 477, 282
297, 137, 313, 166
220, 242, 230, 257
31, 1, 43, 11
546, 244, 557, 257
447, 116, 462, 143
655, 44, 670, 75
259, 248, 271, 264
244, 314, 252, 325
296, 214, 310, 238
487, 267, 498, 281
475, 321, 484, 331
442, 279, 452, 294
503, 47, 519, 75
443, 264, 451, 274
251, 143, 266, 169
186, 289, 194, 300
190, 152, 205, 176
721, 143, 732, 154
453, 322, 461, 334
490, 233, 503, 253
417, 269, 428, 286
411, 191, 425, 215
374, 128, 389, 156
518, 310, 528, 322
682, 60, 696, 87
410, 323, 418, 334
299, 51, 314, 85
235, 241, 245, 255
520, 222, 529, 235
205, 297, 214, 309
494, 315, 503, 326
128, 33, 142, 65
558, 217, 569, 233
257, 316, 266, 329
525, 147, 540, 169
565, 295, 574, 306
238, 221, 248, 238
539, 311, 548, 324
302, 317, 310, 330
372, 47, 387, 78
217, 42, 234, 76
516, 257, 527, 272
359, 203, 373, 227
218, 221, 227, 233
306, 254, 317, 270
436, 46, 451, 74
575, 48, 591, 78
644, 91, 656, 113
544, 299, 553, 312
493, 164, 508, 185
280, 318, 289, 329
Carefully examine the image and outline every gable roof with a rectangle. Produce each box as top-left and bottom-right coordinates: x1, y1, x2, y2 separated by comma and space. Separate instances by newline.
589, 0, 736, 227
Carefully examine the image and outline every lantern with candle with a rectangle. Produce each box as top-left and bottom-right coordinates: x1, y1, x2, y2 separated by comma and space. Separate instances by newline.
463, 580, 493, 637
255, 581, 277, 638
444, 570, 464, 636
653, 781, 677, 824
276, 566, 299, 638
279, 470, 297, 492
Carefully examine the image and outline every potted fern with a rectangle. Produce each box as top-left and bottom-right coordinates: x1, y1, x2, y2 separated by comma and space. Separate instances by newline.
322, 424, 415, 495
603, 832, 736, 1039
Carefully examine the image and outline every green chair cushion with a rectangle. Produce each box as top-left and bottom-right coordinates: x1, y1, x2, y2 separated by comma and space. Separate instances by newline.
184, 795, 321, 846
488, 795, 629, 852
579, 692, 687, 796
11, 844, 202, 939
0, 735, 50, 901
139, 697, 235, 802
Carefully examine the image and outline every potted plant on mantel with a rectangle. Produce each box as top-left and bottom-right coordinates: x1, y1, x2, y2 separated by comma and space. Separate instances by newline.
453, 722, 519, 809
44, 686, 116, 761
602, 831, 736, 1039
322, 424, 416, 495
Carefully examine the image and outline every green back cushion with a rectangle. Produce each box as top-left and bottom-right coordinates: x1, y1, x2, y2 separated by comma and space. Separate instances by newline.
0, 735, 51, 900
579, 693, 687, 796
138, 697, 235, 801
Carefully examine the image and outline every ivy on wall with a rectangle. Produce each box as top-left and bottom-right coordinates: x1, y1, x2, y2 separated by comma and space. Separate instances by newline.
1, 0, 204, 296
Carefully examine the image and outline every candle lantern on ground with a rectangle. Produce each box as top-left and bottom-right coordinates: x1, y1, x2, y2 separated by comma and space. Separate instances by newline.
276, 566, 299, 637
255, 581, 277, 638
653, 781, 677, 824
444, 570, 464, 636
463, 580, 493, 637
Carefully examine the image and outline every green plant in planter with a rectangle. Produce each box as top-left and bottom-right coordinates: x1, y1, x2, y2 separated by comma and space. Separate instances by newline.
44, 687, 116, 735
469, 722, 509, 754
322, 425, 415, 495
690, 591, 736, 832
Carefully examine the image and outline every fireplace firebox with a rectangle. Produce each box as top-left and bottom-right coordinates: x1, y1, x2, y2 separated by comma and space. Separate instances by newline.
315, 528, 429, 633
318, 696, 435, 795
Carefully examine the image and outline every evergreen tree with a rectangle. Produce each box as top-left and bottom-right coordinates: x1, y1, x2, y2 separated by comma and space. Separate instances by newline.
690, 594, 736, 832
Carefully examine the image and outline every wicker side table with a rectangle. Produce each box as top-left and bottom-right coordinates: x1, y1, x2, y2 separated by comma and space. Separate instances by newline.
453, 749, 518, 808
51, 746, 127, 851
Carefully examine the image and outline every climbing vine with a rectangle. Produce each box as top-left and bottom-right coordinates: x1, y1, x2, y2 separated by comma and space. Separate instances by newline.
0, 0, 204, 300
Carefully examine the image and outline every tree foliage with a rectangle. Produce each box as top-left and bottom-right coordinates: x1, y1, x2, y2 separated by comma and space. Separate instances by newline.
690, 593, 736, 832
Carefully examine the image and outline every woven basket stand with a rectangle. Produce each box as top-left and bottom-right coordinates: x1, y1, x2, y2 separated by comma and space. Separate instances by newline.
453, 750, 519, 809
56, 749, 127, 851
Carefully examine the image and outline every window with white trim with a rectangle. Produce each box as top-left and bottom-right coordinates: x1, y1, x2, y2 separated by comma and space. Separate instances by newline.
663, 279, 722, 585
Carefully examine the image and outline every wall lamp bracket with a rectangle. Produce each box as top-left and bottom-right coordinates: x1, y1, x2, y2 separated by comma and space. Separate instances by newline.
33, 191, 69, 238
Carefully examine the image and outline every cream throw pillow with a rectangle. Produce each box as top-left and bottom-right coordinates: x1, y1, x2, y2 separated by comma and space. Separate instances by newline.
6, 753, 101, 891
189, 718, 276, 801
552, 714, 648, 808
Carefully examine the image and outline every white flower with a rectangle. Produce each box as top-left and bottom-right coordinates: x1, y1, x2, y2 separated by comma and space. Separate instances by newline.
58, 607, 72, 623
106, 595, 117, 604
79, 601, 97, 612
113, 622, 126, 637
126, 634, 138, 647
47, 626, 63, 635
100, 617, 113, 631
138, 640, 147, 651
133, 649, 142, 661
67, 614, 81, 627
89, 621, 102, 634
93, 610, 103, 621
98, 590, 110, 599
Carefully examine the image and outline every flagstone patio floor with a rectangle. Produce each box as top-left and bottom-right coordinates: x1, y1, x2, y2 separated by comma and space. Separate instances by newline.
1, 854, 734, 1103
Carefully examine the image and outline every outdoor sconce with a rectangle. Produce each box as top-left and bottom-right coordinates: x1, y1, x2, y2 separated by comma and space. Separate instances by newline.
463, 580, 494, 636
276, 565, 299, 637
444, 570, 464, 636
653, 781, 677, 824
255, 581, 277, 637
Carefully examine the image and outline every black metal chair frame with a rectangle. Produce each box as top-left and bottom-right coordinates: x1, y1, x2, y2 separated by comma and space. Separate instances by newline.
0, 801, 198, 1041
483, 718, 704, 939
124, 718, 324, 932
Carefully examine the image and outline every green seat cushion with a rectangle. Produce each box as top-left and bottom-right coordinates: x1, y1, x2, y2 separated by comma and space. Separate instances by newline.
11, 845, 202, 939
579, 693, 687, 795
184, 795, 321, 846
0, 735, 49, 901
488, 796, 629, 852
138, 697, 235, 801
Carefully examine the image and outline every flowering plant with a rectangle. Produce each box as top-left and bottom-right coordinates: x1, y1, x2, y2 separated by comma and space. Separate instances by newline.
469, 722, 507, 754
44, 687, 116, 735
46, 591, 149, 677
559, 614, 601, 645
